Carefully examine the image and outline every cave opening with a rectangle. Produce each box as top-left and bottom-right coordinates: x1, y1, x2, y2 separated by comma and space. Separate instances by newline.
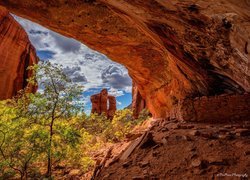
0, 1, 250, 179
14, 15, 133, 115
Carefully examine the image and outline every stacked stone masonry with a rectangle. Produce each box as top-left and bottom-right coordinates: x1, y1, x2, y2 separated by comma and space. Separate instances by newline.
170, 93, 250, 122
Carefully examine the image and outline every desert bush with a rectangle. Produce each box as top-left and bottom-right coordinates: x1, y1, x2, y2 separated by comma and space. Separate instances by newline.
138, 108, 150, 121
83, 109, 145, 143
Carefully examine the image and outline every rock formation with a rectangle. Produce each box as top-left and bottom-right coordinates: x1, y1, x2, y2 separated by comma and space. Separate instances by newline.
132, 81, 146, 119
108, 95, 116, 119
0, 1, 249, 118
90, 94, 101, 114
90, 89, 117, 119
100, 89, 108, 115
0, 7, 38, 100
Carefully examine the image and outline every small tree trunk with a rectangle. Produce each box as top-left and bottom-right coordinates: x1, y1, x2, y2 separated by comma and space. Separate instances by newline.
46, 119, 54, 178
20, 172, 24, 180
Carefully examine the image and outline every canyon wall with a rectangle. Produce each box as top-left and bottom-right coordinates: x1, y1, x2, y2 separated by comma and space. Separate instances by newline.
0, 1, 249, 117
0, 7, 38, 99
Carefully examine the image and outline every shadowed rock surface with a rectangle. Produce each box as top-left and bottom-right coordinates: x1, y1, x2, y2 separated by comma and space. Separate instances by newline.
132, 81, 146, 119
0, 7, 38, 99
0, 1, 249, 118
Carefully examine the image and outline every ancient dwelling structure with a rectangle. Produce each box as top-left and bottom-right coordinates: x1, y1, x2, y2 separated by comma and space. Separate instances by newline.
90, 89, 117, 119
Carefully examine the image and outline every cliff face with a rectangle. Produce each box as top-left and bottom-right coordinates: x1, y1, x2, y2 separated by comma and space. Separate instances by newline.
0, 1, 249, 117
0, 7, 38, 100
132, 81, 146, 119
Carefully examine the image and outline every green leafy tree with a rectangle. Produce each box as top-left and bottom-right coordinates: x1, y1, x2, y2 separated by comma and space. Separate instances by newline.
25, 62, 83, 178
0, 62, 84, 178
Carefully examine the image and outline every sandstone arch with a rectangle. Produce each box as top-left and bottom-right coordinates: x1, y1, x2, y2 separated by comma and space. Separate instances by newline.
0, 0, 249, 118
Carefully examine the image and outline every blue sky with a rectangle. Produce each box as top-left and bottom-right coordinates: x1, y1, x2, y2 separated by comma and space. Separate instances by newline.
14, 15, 132, 114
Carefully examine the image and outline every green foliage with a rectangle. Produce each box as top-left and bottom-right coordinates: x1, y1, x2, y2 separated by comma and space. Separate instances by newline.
0, 61, 150, 179
138, 108, 150, 121
82, 109, 144, 143
0, 62, 84, 179
83, 113, 110, 136
0, 101, 45, 179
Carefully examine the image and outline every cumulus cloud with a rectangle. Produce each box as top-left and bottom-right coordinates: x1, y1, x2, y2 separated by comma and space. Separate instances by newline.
108, 88, 124, 97
50, 31, 81, 53
101, 66, 132, 90
71, 72, 88, 83
63, 66, 87, 83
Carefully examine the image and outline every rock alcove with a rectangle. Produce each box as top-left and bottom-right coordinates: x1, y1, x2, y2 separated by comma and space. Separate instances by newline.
0, 0, 249, 120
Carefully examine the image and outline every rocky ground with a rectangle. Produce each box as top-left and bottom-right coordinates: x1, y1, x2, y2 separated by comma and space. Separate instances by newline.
92, 119, 250, 180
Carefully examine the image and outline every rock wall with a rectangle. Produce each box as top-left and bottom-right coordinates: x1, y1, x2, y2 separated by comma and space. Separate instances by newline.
0, 7, 38, 100
132, 81, 146, 119
90, 89, 117, 119
0, 1, 249, 118
170, 93, 250, 122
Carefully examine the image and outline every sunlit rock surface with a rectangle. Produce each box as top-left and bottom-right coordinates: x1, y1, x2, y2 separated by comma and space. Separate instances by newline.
0, 1, 249, 117
91, 89, 117, 119
0, 7, 38, 99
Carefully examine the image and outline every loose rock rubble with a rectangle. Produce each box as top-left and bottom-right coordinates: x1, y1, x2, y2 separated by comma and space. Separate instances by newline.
96, 119, 250, 179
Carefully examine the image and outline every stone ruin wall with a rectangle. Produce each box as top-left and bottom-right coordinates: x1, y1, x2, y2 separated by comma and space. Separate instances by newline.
170, 93, 250, 122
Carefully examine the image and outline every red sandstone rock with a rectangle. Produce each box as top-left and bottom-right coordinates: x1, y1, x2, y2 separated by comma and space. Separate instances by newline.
90, 94, 101, 114
0, 7, 38, 100
0, 1, 249, 118
108, 95, 116, 119
100, 89, 108, 116
90, 89, 117, 119
132, 82, 146, 119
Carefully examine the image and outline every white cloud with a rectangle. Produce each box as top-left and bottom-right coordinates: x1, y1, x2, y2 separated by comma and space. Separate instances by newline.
108, 88, 124, 97
117, 100, 122, 105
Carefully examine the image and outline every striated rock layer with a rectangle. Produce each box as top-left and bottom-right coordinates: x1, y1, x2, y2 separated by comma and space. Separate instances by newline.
0, 1, 249, 117
0, 7, 38, 99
